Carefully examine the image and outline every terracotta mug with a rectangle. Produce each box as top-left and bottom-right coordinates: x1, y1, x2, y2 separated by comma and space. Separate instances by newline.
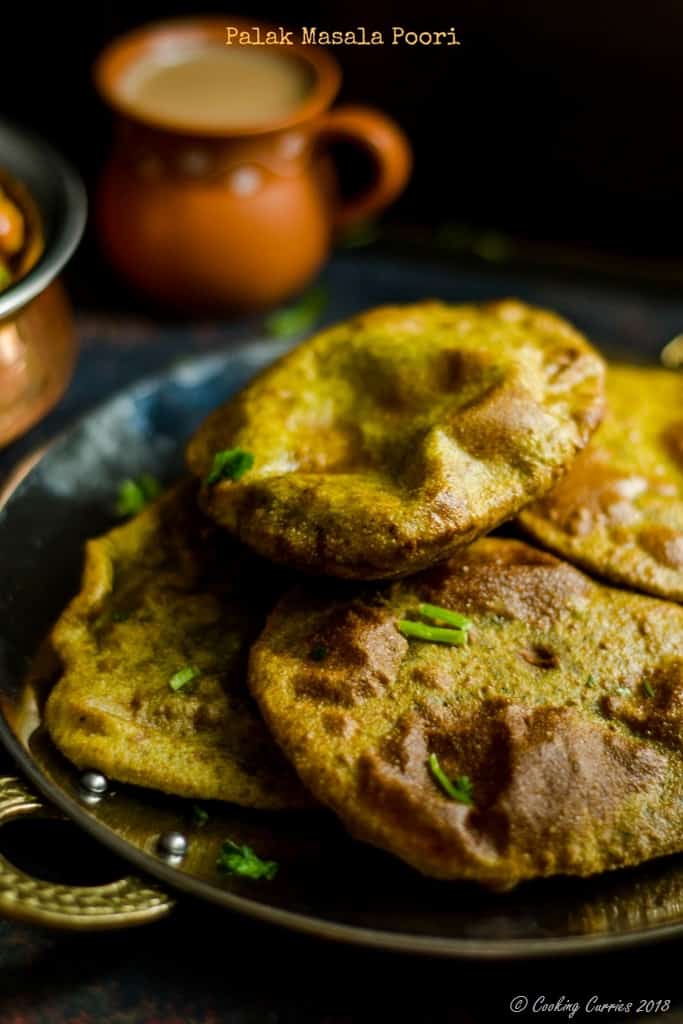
94, 18, 412, 313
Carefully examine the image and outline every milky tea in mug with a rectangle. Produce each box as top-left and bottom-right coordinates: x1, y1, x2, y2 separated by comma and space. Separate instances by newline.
120, 44, 315, 129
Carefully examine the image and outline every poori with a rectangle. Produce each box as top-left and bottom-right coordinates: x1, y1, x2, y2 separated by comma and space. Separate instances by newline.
46, 481, 310, 809
187, 299, 605, 579
519, 364, 683, 602
249, 538, 683, 888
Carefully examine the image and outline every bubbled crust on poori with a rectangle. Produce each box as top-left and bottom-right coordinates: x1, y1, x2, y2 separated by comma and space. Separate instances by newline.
249, 539, 683, 888
187, 300, 605, 579
519, 365, 683, 602
46, 482, 310, 810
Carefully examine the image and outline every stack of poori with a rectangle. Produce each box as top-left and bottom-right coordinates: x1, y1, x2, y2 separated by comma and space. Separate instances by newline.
46, 299, 683, 890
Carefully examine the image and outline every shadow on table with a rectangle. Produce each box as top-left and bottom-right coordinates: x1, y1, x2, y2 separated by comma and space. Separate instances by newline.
0, 897, 681, 1023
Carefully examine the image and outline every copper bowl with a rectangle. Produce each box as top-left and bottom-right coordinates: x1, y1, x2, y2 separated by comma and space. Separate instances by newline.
0, 120, 86, 447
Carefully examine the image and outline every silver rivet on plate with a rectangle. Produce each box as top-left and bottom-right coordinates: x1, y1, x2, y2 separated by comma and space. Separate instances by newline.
157, 831, 188, 859
80, 771, 108, 795
78, 770, 109, 806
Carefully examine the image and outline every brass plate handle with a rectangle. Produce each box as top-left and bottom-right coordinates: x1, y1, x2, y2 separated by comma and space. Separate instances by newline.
0, 776, 174, 929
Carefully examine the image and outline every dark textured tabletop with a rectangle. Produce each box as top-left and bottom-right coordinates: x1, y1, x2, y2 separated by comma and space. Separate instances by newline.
1, 252, 683, 1023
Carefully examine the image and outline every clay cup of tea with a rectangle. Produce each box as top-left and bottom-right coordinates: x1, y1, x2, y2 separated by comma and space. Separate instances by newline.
94, 17, 412, 313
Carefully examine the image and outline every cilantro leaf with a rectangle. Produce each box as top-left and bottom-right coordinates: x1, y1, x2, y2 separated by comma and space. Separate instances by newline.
264, 285, 328, 339
115, 474, 161, 517
206, 448, 254, 486
217, 839, 278, 881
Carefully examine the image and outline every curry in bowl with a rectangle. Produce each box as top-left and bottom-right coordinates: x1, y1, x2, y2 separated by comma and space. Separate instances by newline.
0, 167, 43, 293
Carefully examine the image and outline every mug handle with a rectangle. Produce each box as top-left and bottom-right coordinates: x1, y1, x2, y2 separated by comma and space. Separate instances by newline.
313, 105, 412, 229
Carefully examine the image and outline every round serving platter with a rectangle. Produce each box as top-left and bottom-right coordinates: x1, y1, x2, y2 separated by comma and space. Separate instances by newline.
1, 290, 683, 956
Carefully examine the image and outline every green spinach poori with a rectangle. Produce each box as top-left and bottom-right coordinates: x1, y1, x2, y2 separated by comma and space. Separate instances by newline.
187, 299, 605, 579
46, 482, 310, 809
249, 538, 683, 889
519, 364, 683, 602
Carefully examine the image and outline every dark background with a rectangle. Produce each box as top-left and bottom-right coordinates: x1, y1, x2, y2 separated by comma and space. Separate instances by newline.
2, 0, 683, 263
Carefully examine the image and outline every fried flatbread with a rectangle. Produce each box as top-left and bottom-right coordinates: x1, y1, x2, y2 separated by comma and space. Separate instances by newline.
46, 482, 310, 809
519, 364, 683, 602
249, 539, 683, 887
187, 300, 605, 579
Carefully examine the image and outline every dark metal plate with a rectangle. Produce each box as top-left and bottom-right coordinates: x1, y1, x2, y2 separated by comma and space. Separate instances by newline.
2, 257, 683, 957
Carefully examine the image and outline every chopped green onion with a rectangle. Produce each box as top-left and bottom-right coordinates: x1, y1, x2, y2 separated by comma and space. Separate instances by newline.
586, 674, 596, 687
206, 448, 254, 486
397, 620, 467, 645
115, 474, 162, 517
192, 804, 209, 827
428, 754, 474, 805
217, 839, 278, 881
264, 284, 328, 338
169, 665, 201, 692
643, 680, 655, 699
111, 609, 130, 623
418, 603, 472, 630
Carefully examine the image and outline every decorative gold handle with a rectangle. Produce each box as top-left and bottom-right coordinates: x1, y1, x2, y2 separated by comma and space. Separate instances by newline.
0, 776, 174, 929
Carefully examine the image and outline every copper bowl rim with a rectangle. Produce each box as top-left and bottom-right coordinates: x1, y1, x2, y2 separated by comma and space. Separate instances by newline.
0, 118, 86, 320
